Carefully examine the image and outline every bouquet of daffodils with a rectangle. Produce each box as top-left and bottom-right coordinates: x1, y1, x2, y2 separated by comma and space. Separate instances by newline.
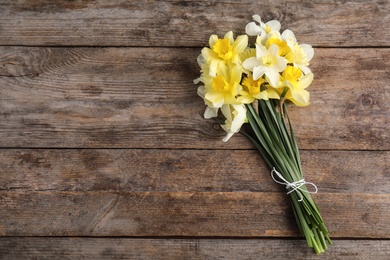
195, 15, 332, 254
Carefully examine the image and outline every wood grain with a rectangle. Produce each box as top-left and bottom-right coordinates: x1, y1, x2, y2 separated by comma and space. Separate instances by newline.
1, 47, 389, 149
1, 238, 390, 259
0, 149, 388, 194
0, 191, 388, 238
0, 0, 389, 47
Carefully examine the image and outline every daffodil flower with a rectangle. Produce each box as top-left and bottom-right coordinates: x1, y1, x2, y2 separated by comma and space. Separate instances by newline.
280, 66, 313, 106
246, 14, 281, 36
246, 15, 281, 45
221, 104, 248, 142
287, 43, 314, 74
238, 75, 279, 104
282, 30, 314, 74
243, 44, 287, 87
201, 31, 248, 77
202, 63, 242, 108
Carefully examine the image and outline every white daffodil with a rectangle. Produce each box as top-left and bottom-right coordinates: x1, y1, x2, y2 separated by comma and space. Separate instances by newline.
246, 15, 281, 36
282, 29, 314, 74
221, 104, 248, 142
243, 44, 287, 87
288, 43, 314, 74
246, 15, 281, 45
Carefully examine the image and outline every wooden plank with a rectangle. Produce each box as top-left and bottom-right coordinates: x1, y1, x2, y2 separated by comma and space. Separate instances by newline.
0, 47, 389, 149
0, 1, 389, 47
1, 238, 390, 259
0, 191, 389, 238
0, 149, 388, 194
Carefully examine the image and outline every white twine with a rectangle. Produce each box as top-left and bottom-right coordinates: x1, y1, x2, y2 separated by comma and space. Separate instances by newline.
271, 167, 318, 202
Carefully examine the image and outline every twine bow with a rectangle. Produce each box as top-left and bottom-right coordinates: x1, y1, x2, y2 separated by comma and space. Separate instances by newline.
271, 167, 318, 202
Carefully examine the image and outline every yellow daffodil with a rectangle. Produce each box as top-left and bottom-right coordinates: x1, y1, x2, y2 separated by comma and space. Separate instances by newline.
221, 104, 248, 142
202, 63, 242, 108
243, 44, 287, 87
201, 31, 248, 77
280, 66, 313, 106
238, 75, 279, 103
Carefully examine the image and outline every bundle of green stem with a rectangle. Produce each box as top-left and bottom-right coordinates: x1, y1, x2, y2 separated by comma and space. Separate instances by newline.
241, 98, 332, 254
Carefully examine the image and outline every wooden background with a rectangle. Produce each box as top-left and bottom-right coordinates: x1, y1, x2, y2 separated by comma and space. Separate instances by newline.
0, 0, 389, 259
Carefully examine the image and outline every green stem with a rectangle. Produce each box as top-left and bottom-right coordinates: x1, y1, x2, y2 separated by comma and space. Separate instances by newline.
242, 99, 332, 254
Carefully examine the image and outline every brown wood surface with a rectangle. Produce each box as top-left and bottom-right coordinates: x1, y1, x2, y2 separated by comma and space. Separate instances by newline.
0, 0, 389, 259
0, 149, 388, 193
1, 238, 390, 259
0, 192, 389, 238
0, 0, 389, 47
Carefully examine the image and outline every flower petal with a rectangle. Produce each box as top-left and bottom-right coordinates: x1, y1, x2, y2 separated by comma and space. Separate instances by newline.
274, 56, 288, 72
296, 64, 310, 75
297, 72, 314, 89
243, 57, 261, 71
230, 105, 247, 130
253, 66, 267, 80
237, 94, 255, 104
201, 47, 218, 62
221, 104, 232, 121
232, 35, 248, 54
224, 31, 234, 44
230, 65, 243, 85
282, 29, 297, 46
291, 89, 310, 106
217, 62, 229, 79
255, 43, 268, 58
266, 20, 281, 32
265, 88, 281, 99
204, 106, 219, 118
197, 85, 205, 98
265, 69, 280, 87
205, 92, 224, 107
301, 44, 314, 61
252, 14, 262, 24
209, 35, 218, 49
222, 132, 234, 142
208, 59, 219, 77
253, 91, 269, 100
268, 44, 280, 56
245, 22, 263, 36
256, 32, 267, 45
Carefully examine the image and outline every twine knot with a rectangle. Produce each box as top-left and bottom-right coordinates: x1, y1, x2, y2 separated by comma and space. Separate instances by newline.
271, 167, 318, 202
